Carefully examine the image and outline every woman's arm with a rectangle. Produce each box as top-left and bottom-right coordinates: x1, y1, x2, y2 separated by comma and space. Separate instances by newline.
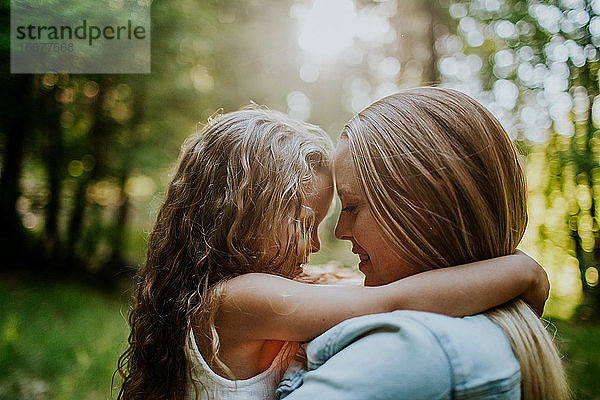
218, 251, 548, 343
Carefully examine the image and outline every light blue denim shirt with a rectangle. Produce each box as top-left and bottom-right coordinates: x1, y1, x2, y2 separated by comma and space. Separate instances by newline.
277, 310, 520, 400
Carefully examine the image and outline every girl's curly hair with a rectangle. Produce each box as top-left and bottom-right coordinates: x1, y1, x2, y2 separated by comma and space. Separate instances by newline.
115, 107, 332, 400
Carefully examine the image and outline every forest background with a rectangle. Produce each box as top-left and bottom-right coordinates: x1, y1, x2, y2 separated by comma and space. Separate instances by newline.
1, 0, 599, 399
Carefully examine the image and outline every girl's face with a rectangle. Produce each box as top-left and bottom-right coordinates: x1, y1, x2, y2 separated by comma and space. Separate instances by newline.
273, 169, 334, 276
305, 169, 335, 255
334, 139, 418, 286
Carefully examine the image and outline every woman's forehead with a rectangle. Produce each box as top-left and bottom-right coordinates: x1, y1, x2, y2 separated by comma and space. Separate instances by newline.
336, 184, 357, 199
333, 144, 360, 196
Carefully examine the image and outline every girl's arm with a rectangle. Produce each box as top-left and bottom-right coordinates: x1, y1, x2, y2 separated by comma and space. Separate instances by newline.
218, 251, 548, 343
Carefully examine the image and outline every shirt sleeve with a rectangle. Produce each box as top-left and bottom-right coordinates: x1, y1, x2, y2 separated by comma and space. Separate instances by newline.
282, 315, 453, 400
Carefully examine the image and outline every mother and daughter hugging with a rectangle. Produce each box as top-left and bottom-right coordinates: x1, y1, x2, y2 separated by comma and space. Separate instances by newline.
116, 87, 570, 400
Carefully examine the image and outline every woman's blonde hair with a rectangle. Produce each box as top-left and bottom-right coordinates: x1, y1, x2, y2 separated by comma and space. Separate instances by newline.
342, 87, 569, 400
117, 106, 333, 400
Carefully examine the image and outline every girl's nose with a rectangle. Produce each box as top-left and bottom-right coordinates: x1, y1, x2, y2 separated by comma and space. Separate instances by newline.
311, 240, 320, 253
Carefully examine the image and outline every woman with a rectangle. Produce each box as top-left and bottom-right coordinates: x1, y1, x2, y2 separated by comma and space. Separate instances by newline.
277, 87, 569, 399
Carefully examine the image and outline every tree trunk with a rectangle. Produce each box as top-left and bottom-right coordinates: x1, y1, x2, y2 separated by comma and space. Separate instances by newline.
0, 75, 35, 271
425, 0, 441, 84
41, 86, 64, 272
572, 63, 600, 319
66, 78, 111, 266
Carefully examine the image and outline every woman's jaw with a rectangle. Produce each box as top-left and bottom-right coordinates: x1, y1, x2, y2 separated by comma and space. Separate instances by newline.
334, 139, 415, 287
348, 240, 379, 286
352, 244, 371, 271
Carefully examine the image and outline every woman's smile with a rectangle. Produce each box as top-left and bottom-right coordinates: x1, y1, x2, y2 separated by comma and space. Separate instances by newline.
334, 139, 414, 286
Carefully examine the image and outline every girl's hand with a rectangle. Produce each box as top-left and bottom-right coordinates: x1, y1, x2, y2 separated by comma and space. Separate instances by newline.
514, 250, 549, 317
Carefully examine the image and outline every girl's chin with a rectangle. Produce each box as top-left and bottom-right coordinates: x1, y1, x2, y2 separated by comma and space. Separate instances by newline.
291, 264, 304, 277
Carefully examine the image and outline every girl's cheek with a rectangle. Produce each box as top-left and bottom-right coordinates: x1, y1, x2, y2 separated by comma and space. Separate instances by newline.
297, 236, 310, 260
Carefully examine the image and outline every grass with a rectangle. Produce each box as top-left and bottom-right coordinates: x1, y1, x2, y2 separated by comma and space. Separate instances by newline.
0, 278, 130, 400
1, 278, 599, 400
550, 318, 600, 400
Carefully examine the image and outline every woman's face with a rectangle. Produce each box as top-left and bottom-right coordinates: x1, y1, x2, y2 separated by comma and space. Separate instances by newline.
334, 139, 417, 286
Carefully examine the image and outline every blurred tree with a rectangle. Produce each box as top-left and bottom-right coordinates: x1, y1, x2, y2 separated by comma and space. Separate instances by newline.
0, 0, 306, 284
440, 0, 600, 319
0, 1, 37, 269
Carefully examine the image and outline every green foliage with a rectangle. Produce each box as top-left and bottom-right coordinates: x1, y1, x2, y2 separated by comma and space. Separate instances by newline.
550, 318, 600, 400
442, 0, 600, 318
0, 280, 129, 400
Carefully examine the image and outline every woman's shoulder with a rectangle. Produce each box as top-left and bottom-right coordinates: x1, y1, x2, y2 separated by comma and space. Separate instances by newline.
347, 310, 519, 367
305, 309, 490, 343
304, 310, 451, 367
303, 310, 520, 397
389, 310, 521, 396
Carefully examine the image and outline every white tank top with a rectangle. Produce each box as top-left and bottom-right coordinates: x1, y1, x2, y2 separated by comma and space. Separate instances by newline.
186, 330, 293, 400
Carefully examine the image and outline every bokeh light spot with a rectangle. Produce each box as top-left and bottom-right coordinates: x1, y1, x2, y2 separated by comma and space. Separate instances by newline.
298, 0, 356, 58
22, 212, 39, 230
299, 64, 320, 83
83, 81, 99, 98
585, 266, 599, 287
68, 160, 84, 177
287, 91, 311, 121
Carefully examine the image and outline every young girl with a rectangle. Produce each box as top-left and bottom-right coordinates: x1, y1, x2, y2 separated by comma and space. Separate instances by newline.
116, 107, 547, 400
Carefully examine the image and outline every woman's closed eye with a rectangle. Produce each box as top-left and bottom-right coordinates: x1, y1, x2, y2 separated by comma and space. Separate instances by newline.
341, 205, 358, 214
